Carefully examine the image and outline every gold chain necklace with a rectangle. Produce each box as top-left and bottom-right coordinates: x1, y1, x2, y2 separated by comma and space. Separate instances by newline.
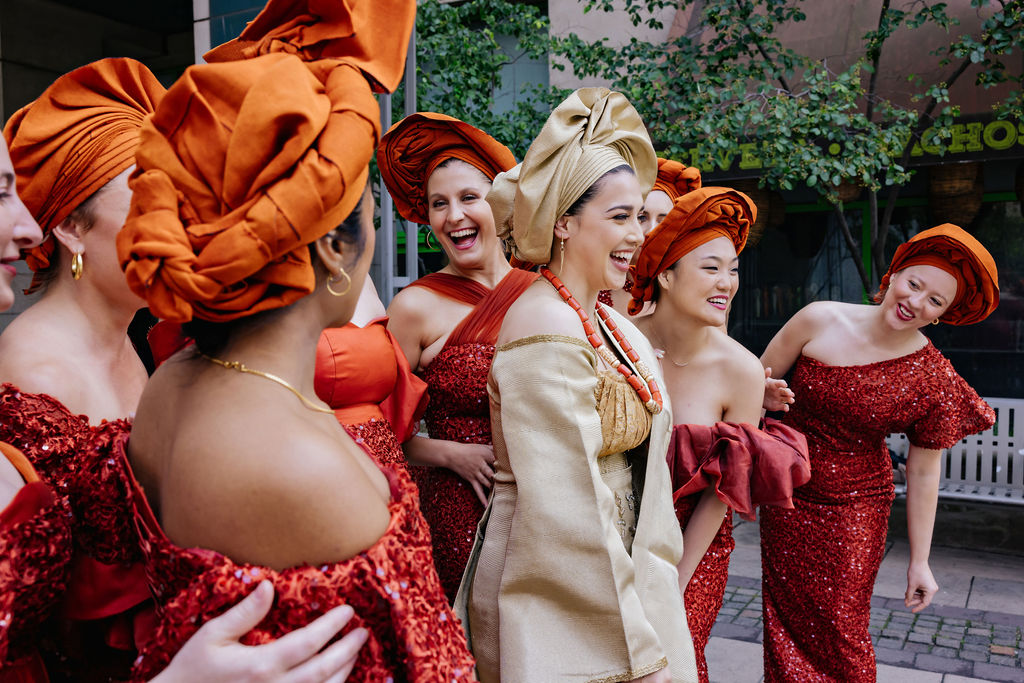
201, 354, 334, 415
650, 331, 691, 368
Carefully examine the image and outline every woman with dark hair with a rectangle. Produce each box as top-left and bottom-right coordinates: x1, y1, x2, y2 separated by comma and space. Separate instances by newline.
628, 187, 810, 683
458, 87, 697, 683
0, 123, 367, 683
115, 2, 474, 679
379, 113, 536, 599
758, 223, 998, 681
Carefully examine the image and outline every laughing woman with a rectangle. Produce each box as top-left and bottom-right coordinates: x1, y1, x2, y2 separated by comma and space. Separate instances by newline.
379, 114, 536, 600
459, 88, 697, 683
758, 223, 998, 682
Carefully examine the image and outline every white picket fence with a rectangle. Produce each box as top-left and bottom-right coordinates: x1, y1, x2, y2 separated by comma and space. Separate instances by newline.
887, 397, 1024, 505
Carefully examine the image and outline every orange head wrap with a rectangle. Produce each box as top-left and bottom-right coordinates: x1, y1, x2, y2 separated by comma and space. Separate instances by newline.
628, 187, 756, 315
203, 0, 414, 94
878, 223, 998, 326
3, 58, 165, 291
118, 0, 413, 323
377, 113, 517, 225
651, 158, 701, 201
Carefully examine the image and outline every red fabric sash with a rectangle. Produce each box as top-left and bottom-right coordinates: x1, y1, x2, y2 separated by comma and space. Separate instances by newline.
404, 272, 490, 307
447, 269, 538, 348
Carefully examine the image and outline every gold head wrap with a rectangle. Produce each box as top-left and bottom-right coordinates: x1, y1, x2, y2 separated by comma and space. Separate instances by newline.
488, 87, 657, 265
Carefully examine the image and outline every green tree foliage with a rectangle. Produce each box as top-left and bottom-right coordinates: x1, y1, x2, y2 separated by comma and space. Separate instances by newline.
408, 0, 566, 159
548, 0, 1024, 290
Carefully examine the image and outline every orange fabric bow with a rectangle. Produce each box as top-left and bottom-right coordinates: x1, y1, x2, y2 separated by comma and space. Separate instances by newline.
204, 0, 415, 94
879, 223, 999, 326
651, 158, 702, 201
629, 187, 755, 315
3, 58, 164, 291
378, 113, 516, 225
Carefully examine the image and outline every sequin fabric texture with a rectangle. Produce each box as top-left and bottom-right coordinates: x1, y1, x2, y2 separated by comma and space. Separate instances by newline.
120, 436, 476, 682
675, 494, 732, 683
0, 477, 72, 672
415, 342, 494, 600
760, 343, 994, 682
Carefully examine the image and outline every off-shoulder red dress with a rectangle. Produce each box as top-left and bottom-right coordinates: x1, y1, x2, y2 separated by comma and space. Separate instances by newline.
759, 343, 995, 682
0, 385, 150, 681
315, 319, 428, 469
403, 269, 537, 599
119, 436, 476, 682
0, 442, 72, 683
667, 420, 809, 683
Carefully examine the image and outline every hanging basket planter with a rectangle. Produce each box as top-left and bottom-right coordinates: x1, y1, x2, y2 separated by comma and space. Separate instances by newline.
834, 179, 862, 204
929, 163, 984, 228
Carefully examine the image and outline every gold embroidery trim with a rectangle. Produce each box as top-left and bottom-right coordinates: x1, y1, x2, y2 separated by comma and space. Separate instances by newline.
586, 657, 669, 683
497, 333, 596, 357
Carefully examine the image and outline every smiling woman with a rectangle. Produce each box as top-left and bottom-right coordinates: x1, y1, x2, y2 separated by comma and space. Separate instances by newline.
758, 223, 999, 682
379, 112, 537, 600
456, 87, 697, 683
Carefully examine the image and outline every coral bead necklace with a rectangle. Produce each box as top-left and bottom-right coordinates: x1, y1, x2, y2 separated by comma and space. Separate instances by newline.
540, 266, 663, 414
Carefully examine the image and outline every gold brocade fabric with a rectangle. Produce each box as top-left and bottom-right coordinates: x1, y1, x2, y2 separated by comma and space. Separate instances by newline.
456, 307, 698, 683
595, 372, 651, 457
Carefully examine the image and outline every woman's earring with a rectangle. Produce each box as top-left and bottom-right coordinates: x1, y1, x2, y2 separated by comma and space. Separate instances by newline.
425, 229, 440, 252
326, 268, 352, 297
71, 252, 84, 281
559, 237, 565, 270
932, 318, 940, 326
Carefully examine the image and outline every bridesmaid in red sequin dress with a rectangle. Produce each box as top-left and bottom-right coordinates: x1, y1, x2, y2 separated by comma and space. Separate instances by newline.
759, 223, 999, 682
0, 59, 164, 680
379, 113, 536, 599
118, 5, 473, 678
629, 187, 810, 683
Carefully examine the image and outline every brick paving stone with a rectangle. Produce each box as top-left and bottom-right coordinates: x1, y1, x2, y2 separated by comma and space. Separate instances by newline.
709, 622, 759, 641
963, 642, 990, 653
733, 617, 759, 628
718, 607, 740, 616
968, 634, 993, 645
969, 626, 994, 636
943, 618, 969, 626
931, 646, 959, 658
960, 649, 990, 662
882, 629, 907, 640
916, 652, 974, 675
740, 610, 760, 619
991, 655, 1020, 667
972, 662, 1024, 683
936, 637, 962, 648
908, 632, 934, 644
878, 636, 905, 649
913, 624, 937, 634
876, 647, 917, 667
992, 645, 1020, 656
905, 642, 932, 654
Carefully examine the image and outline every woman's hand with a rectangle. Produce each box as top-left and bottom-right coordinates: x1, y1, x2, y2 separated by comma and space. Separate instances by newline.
444, 441, 496, 507
906, 561, 939, 614
152, 580, 367, 683
631, 667, 671, 682
762, 367, 795, 412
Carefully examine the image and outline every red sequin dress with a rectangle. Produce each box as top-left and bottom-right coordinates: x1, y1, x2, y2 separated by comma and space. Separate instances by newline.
403, 269, 537, 599
0, 385, 149, 680
668, 420, 810, 683
315, 319, 428, 469
118, 435, 476, 682
0, 442, 73, 683
760, 343, 995, 682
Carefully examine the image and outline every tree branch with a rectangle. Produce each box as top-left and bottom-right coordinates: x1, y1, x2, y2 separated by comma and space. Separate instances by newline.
734, 0, 792, 92
833, 204, 871, 292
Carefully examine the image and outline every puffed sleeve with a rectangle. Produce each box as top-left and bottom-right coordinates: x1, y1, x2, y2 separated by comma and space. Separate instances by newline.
905, 358, 995, 450
466, 335, 690, 682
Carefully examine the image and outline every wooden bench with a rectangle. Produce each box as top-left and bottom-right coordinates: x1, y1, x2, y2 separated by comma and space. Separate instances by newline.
887, 397, 1024, 505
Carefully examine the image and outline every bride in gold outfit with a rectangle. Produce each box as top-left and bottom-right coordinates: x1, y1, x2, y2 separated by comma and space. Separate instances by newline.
457, 88, 698, 683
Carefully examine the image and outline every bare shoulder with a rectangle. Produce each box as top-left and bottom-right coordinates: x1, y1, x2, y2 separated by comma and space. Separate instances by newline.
157, 413, 391, 570
715, 331, 767, 389
385, 285, 435, 327
0, 326, 82, 401
497, 282, 583, 346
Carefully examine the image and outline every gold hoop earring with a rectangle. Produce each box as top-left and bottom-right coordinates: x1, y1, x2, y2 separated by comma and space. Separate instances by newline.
326, 268, 351, 297
932, 318, 940, 326
71, 252, 83, 281
425, 229, 440, 252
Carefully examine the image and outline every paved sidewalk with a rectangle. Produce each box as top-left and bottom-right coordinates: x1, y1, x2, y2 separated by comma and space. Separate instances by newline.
705, 517, 1024, 683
